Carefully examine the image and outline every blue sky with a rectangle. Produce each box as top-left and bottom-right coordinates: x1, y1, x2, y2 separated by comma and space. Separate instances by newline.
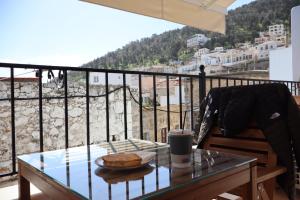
0, 0, 255, 69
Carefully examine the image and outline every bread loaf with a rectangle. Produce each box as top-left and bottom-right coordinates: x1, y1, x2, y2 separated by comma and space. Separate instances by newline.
102, 153, 142, 167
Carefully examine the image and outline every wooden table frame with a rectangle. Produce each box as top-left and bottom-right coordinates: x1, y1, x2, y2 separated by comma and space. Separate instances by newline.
18, 158, 257, 200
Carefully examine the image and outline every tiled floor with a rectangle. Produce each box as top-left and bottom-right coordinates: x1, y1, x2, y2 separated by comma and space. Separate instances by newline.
0, 181, 42, 200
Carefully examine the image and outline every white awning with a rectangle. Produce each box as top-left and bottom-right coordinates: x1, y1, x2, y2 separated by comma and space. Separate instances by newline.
80, 0, 236, 34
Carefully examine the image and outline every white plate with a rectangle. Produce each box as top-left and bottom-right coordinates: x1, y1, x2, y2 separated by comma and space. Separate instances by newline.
95, 151, 156, 171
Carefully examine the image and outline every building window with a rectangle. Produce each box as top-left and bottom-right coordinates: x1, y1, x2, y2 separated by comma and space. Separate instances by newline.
94, 76, 99, 83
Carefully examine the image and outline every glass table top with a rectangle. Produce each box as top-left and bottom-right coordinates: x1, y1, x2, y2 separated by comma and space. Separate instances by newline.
18, 141, 256, 200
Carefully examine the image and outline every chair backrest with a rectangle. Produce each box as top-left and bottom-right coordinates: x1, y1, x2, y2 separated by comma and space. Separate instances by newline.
203, 127, 277, 168
294, 96, 300, 107
204, 95, 300, 168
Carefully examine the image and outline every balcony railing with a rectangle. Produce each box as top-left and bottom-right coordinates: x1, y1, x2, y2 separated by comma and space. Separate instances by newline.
0, 62, 299, 179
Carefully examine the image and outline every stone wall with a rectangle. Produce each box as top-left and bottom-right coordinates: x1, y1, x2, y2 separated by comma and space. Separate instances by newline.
0, 80, 133, 174
0, 78, 197, 177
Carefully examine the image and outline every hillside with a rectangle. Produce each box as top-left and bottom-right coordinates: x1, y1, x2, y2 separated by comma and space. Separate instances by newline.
81, 0, 300, 70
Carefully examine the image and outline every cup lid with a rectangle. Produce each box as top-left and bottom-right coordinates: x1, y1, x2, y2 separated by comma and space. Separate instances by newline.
169, 129, 193, 136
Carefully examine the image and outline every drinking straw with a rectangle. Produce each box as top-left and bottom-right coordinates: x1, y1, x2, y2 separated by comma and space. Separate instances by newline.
182, 110, 187, 134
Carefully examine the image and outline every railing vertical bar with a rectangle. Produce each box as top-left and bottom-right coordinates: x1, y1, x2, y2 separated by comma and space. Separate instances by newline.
10, 67, 16, 173
210, 78, 213, 90
142, 178, 145, 195
233, 79, 236, 86
123, 73, 128, 139
190, 77, 194, 130
66, 152, 70, 187
86, 71, 90, 145
199, 66, 206, 122
240, 79, 243, 86
87, 146, 92, 199
40, 154, 44, 172
247, 80, 250, 86
126, 181, 129, 199
226, 78, 229, 87
138, 74, 143, 139
218, 78, 221, 88
105, 72, 110, 142
63, 70, 69, 149
155, 154, 159, 190
38, 68, 44, 152
179, 76, 183, 129
166, 76, 170, 131
153, 75, 158, 142
108, 184, 112, 200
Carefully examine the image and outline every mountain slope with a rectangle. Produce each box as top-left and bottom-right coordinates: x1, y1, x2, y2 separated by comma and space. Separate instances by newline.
81, 0, 300, 70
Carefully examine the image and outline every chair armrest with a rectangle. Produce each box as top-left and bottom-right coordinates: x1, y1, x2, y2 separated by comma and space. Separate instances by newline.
217, 192, 243, 200
257, 166, 287, 183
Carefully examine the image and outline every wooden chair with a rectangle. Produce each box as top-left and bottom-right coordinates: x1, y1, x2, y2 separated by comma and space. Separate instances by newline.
203, 126, 287, 200
294, 96, 300, 107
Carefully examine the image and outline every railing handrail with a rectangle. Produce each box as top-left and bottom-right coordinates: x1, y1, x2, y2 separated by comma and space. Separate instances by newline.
0, 62, 199, 78
1, 62, 299, 84
206, 75, 300, 84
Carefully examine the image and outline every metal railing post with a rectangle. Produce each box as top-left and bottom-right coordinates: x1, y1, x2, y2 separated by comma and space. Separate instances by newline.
105, 72, 110, 142
199, 65, 206, 123
86, 71, 90, 145
38, 68, 44, 152
63, 70, 69, 148
10, 67, 16, 173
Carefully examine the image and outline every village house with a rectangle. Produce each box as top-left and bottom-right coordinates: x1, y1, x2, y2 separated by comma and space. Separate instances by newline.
187, 34, 210, 48
255, 24, 287, 46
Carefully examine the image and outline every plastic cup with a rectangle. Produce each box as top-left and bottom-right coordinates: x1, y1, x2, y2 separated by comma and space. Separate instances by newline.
168, 130, 193, 168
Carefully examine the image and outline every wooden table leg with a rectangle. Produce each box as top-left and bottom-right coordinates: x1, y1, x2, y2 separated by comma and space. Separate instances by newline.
250, 165, 258, 200
18, 162, 31, 200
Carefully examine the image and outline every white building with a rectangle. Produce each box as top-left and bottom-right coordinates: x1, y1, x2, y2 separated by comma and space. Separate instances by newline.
269, 24, 285, 37
159, 85, 187, 106
200, 52, 222, 66
255, 25, 286, 46
255, 41, 278, 60
194, 48, 210, 58
274, 35, 287, 46
187, 34, 210, 48
90, 72, 123, 85
214, 47, 224, 52
236, 42, 253, 49
270, 6, 300, 82
177, 64, 199, 74
200, 48, 255, 67
270, 47, 293, 81
222, 48, 255, 67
